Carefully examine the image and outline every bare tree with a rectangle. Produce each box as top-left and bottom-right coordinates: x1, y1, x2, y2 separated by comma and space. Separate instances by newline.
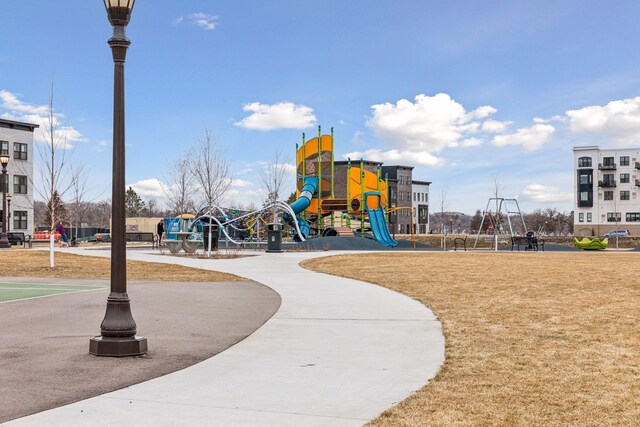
68, 165, 88, 240
34, 86, 75, 267
259, 149, 290, 222
164, 152, 195, 215
191, 129, 230, 210
438, 188, 448, 249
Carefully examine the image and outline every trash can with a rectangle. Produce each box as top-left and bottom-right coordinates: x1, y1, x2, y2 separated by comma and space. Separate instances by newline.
202, 223, 220, 251
266, 223, 283, 253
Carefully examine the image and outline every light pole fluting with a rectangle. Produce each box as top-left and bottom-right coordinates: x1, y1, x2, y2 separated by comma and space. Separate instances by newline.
90, 0, 147, 357
0, 155, 10, 249
6, 194, 12, 233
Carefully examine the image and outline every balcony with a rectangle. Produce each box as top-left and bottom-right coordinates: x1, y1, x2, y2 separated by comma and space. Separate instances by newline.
636, 161, 640, 170
598, 180, 617, 188
636, 179, 640, 187
598, 163, 617, 170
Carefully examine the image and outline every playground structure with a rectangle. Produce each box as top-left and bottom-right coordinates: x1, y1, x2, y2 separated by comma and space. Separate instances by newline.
574, 237, 608, 250
473, 197, 528, 250
160, 127, 401, 254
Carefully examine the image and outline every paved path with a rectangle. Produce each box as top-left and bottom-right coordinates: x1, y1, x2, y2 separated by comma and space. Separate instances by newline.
7, 249, 444, 427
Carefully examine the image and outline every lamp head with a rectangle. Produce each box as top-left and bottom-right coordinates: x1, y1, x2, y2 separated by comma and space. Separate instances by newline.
0, 155, 9, 166
103, 0, 136, 27
5, 194, 11, 203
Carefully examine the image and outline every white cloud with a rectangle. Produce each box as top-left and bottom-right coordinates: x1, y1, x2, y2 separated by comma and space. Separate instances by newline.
343, 149, 445, 167
230, 178, 252, 188
173, 13, 218, 30
566, 96, 640, 144
128, 178, 168, 198
521, 183, 572, 204
235, 102, 316, 131
491, 124, 555, 151
482, 119, 512, 133
461, 137, 483, 147
366, 93, 501, 157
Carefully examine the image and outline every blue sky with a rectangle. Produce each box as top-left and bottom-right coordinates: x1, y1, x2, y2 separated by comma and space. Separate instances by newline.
2, 1, 640, 214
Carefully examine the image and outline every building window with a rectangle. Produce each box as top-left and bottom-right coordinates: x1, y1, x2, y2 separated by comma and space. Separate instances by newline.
603, 174, 615, 185
603, 157, 615, 167
621, 190, 630, 200
13, 211, 27, 230
607, 212, 621, 222
579, 213, 584, 222
579, 191, 590, 201
587, 213, 592, 222
13, 175, 27, 194
604, 191, 613, 200
579, 174, 592, 184
0, 141, 8, 156
413, 192, 416, 202
626, 212, 640, 222
578, 156, 592, 167
13, 143, 27, 160
620, 156, 630, 166
620, 173, 630, 183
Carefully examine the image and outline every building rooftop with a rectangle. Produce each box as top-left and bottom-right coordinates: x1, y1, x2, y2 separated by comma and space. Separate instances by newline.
0, 118, 40, 132
412, 180, 432, 185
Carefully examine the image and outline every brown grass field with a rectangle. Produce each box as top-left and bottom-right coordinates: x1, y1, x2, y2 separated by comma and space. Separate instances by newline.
303, 252, 640, 426
0, 250, 242, 282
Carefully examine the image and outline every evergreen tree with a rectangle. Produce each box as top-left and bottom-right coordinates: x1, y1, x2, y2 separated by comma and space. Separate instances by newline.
44, 191, 68, 228
125, 186, 146, 217
470, 209, 482, 233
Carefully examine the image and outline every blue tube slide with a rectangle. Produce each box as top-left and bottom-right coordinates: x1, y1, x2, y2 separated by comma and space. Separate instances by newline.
284, 177, 318, 241
364, 192, 398, 247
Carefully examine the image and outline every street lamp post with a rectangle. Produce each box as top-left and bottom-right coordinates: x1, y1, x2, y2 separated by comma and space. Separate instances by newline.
0, 155, 10, 249
90, 0, 147, 357
6, 194, 12, 232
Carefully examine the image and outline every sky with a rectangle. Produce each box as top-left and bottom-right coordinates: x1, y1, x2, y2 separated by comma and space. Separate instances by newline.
2, 0, 640, 214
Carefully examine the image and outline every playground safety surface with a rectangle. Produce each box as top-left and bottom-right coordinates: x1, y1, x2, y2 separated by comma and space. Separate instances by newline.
294, 236, 437, 251
0, 277, 280, 423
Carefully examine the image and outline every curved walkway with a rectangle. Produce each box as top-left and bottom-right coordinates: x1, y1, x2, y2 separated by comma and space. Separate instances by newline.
7, 249, 445, 427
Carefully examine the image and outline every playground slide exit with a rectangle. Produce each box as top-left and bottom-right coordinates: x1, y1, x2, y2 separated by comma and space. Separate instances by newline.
286, 176, 318, 240
364, 192, 398, 247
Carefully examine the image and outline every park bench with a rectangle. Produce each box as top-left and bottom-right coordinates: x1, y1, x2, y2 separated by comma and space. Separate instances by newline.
125, 232, 157, 249
7, 232, 32, 248
453, 236, 468, 251
511, 234, 544, 252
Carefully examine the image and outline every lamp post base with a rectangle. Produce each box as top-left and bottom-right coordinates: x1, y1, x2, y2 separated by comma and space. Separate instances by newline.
0, 234, 11, 249
89, 335, 147, 357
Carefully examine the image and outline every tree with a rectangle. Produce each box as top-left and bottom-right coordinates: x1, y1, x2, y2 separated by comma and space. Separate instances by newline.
259, 149, 291, 222
164, 152, 195, 216
33, 86, 75, 267
125, 186, 145, 217
191, 129, 230, 210
469, 210, 481, 233
44, 191, 68, 226
68, 165, 89, 239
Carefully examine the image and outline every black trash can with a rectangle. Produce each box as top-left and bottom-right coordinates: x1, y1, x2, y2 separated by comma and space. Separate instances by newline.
266, 223, 283, 253
202, 223, 220, 251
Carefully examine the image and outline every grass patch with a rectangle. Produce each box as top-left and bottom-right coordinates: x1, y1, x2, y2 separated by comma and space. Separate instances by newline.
303, 252, 640, 426
0, 250, 242, 282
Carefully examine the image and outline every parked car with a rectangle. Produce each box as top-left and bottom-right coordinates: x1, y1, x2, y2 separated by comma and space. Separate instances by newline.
604, 229, 630, 237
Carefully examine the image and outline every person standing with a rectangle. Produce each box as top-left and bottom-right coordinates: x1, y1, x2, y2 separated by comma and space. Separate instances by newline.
57, 221, 68, 245
156, 220, 164, 248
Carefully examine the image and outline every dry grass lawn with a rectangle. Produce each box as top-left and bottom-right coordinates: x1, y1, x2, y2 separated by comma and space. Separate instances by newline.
0, 250, 242, 282
303, 252, 640, 426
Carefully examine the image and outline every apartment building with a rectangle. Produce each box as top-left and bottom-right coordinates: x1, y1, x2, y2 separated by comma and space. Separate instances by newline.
412, 180, 430, 234
573, 145, 640, 236
382, 165, 414, 234
0, 119, 37, 236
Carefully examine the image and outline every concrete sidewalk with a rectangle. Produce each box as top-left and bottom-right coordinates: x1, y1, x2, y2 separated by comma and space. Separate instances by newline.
7, 249, 444, 427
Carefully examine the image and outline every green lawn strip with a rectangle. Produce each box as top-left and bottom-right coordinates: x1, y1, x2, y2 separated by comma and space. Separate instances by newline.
0, 283, 104, 303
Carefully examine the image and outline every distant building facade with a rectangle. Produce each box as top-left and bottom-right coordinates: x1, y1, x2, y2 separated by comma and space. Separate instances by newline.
0, 119, 37, 236
573, 145, 640, 236
382, 165, 414, 234
412, 180, 430, 234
